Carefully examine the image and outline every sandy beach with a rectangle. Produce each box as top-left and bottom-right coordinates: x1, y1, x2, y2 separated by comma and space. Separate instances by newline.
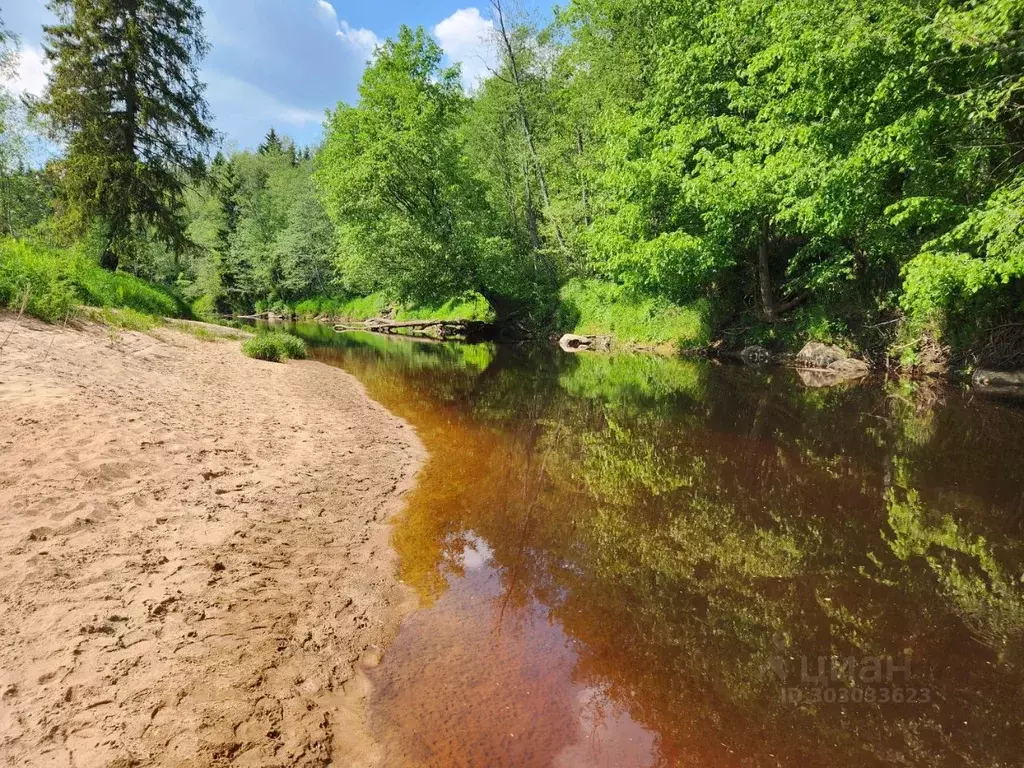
0, 314, 423, 767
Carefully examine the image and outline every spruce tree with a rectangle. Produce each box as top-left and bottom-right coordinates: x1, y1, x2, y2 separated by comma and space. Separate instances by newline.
259, 128, 283, 155
41, 0, 215, 270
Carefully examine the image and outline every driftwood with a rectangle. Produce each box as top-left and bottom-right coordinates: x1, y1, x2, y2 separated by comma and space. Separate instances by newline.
223, 311, 292, 321
973, 368, 1024, 398
558, 334, 612, 353
334, 317, 490, 339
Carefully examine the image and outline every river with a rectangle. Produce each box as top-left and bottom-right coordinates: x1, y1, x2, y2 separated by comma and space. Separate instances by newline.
286, 323, 1024, 768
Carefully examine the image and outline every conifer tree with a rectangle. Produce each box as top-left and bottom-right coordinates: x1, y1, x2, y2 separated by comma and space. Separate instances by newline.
41, 0, 215, 270
259, 128, 283, 155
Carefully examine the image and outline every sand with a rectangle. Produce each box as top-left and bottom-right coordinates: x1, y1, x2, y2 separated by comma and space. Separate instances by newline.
0, 314, 423, 767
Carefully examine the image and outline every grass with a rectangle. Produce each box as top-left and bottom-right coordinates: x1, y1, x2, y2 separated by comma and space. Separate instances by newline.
394, 292, 496, 323
295, 293, 390, 321
169, 321, 249, 342
556, 279, 711, 348
0, 238, 187, 324
80, 306, 163, 332
242, 331, 307, 363
188, 326, 219, 341
295, 291, 497, 324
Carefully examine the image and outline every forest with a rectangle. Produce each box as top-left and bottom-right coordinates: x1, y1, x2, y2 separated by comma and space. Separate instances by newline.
2, 0, 1024, 369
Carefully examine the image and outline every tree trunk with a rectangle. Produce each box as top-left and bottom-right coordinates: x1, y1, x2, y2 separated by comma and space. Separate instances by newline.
576, 127, 591, 227
523, 158, 541, 252
757, 218, 776, 323
0, 171, 14, 238
100, 243, 120, 271
492, 0, 567, 253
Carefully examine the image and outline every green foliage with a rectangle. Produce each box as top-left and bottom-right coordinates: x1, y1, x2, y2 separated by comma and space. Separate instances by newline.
395, 292, 497, 323
69, 258, 183, 317
241, 334, 285, 362
557, 279, 711, 347
269, 331, 307, 360
14, 0, 1024, 356
0, 239, 78, 321
177, 143, 333, 314
242, 330, 307, 362
190, 294, 217, 320
0, 238, 186, 322
81, 306, 162, 332
316, 26, 493, 305
305, 292, 391, 320
41, 0, 214, 270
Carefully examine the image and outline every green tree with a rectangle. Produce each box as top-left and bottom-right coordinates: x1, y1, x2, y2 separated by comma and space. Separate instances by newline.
40, 0, 215, 270
259, 127, 283, 155
550, 0, 1024, 350
177, 136, 334, 313
0, 16, 35, 238
273, 172, 335, 299
316, 25, 492, 304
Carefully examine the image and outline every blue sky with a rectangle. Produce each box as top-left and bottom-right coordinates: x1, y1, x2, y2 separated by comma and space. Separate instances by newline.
4, 0, 550, 152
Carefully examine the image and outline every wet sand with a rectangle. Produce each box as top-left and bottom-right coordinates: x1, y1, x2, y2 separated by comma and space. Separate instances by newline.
0, 314, 423, 767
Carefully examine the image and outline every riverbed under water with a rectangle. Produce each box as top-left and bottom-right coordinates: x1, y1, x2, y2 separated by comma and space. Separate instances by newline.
285, 323, 1024, 768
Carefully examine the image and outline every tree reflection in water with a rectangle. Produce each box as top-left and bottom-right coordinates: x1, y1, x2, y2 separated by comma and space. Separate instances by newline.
296, 325, 1024, 768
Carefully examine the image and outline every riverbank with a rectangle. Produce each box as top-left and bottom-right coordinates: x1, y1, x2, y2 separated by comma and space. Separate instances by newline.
0, 314, 424, 767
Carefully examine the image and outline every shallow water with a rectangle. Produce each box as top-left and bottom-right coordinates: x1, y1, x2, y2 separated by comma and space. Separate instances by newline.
287, 324, 1024, 768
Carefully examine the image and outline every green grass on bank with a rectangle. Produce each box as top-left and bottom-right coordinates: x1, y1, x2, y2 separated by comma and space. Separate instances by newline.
241, 330, 307, 362
294, 293, 389, 320
79, 305, 164, 332
556, 279, 712, 348
295, 291, 496, 324
0, 239, 187, 323
394, 292, 496, 323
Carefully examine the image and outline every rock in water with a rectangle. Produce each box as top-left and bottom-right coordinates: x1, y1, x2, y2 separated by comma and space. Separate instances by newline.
559, 334, 612, 353
796, 342, 847, 368
740, 345, 772, 366
795, 342, 869, 387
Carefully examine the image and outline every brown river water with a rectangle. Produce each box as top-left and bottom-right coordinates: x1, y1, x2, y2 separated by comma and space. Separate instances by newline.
285, 323, 1024, 768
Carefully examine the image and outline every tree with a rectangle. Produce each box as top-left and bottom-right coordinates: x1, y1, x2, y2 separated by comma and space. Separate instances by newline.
0, 16, 33, 238
40, 0, 215, 270
273, 173, 335, 299
259, 127, 283, 155
316, 25, 493, 304
489, 0, 565, 255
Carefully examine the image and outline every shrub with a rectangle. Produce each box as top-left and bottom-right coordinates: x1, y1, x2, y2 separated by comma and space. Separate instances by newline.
295, 297, 323, 317
274, 332, 307, 359
191, 294, 218, 319
242, 335, 285, 362
70, 264, 182, 317
395, 292, 497, 323
338, 292, 390, 320
242, 331, 307, 362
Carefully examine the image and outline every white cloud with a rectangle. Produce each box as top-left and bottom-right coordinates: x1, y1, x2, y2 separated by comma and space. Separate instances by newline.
316, 1, 380, 55
7, 44, 50, 97
434, 7, 496, 90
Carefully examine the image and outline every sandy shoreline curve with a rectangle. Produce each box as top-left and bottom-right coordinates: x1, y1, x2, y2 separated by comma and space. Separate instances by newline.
0, 314, 424, 767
